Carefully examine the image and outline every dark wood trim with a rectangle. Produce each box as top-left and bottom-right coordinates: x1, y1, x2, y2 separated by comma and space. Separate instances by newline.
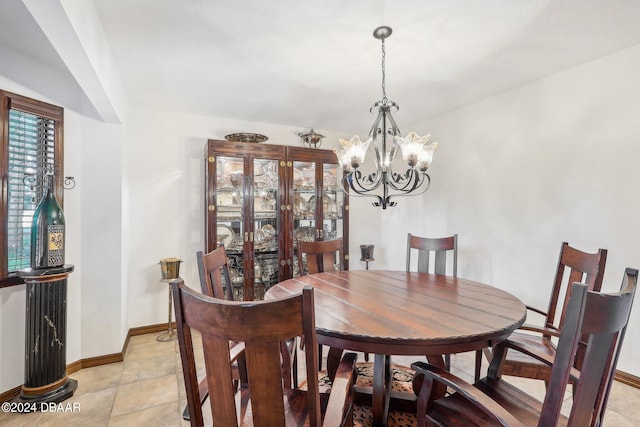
80, 352, 124, 369
614, 370, 640, 388
0, 91, 9, 280
128, 323, 173, 336
0, 274, 23, 288
0, 385, 22, 404
6, 91, 64, 121
0, 89, 64, 283
66, 359, 83, 375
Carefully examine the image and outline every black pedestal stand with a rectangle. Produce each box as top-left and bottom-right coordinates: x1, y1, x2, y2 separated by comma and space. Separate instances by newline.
14, 265, 76, 411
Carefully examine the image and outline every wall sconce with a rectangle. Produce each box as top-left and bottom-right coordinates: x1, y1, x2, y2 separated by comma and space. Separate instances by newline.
298, 129, 325, 149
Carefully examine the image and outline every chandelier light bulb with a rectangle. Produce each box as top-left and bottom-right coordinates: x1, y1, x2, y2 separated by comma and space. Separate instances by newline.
333, 148, 352, 171
337, 135, 371, 169
418, 141, 438, 171
395, 132, 434, 167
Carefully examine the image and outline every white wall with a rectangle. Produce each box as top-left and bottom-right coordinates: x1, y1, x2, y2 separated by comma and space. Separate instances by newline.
390, 44, 640, 376
78, 117, 123, 358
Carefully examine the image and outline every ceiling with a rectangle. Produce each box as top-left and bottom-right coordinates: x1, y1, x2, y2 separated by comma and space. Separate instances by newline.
4, 1, 640, 134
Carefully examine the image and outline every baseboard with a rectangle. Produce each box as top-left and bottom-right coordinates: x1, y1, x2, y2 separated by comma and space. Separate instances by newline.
66, 359, 83, 375
0, 385, 22, 405
1, 322, 174, 402
614, 370, 640, 388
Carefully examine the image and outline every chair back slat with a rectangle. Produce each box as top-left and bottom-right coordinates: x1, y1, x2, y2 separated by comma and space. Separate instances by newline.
434, 250, 447, 275
417, 250, 430, 273
201, 334, 239, 425
407, 234, 458, 277
244, 340, 288, 423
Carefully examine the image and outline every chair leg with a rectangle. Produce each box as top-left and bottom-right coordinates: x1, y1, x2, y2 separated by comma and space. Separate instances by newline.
292, 343, 298, 388
444, 354, 451, 371
474, 349, 483, 382
318, 344, 323, 370
182, 404, 191, 421
182, 378, 210, 421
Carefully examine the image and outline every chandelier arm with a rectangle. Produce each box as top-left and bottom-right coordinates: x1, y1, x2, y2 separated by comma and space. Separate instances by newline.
386, 168, 423, 192
385, 109, 402, 164
389, 173, 431, 197
340, 175, 385, 206
349, 169, 383, 192
385, 105, 401, 131
386, 174, 432, 205
368, 109, 385, 169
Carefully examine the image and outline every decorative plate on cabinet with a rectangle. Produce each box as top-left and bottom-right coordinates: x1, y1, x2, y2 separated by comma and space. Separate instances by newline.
217, 225, 235, 248
224, 133, 268, 143
262, 224, 276, 238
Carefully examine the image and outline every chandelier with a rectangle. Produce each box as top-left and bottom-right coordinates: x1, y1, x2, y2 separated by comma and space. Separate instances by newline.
334, 26, 438, 209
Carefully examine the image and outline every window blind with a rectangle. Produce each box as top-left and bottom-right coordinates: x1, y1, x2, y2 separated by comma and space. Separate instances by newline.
7, 109, 56, 271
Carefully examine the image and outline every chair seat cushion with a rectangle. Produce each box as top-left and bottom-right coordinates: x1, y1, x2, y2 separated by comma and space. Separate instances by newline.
308, 362, 417, 426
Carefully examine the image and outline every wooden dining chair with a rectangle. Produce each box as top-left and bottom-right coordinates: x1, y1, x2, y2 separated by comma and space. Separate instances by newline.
199, 247, 296, 378
180, 248, 244, 421
186, 248, 297, 419
172, 279, 359, 427
406, 233, 462, 371
484, 242, 607, 384
410, 267, 637, 427
406, 233, 457, 275
297, 238, 344, 276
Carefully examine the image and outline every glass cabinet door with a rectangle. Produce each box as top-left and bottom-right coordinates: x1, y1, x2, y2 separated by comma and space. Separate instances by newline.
292, 160, 317, 237
252, 158, 280, 299
292, 160, 317, 276
321, 162, 343, 242
215, 155, 245, 300
207, 140, 287, 301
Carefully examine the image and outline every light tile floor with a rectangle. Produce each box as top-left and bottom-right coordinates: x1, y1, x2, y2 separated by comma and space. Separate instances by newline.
1, 332, 639, 426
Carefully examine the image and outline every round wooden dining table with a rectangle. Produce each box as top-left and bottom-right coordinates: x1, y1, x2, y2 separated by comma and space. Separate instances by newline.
266, 270, 526, 426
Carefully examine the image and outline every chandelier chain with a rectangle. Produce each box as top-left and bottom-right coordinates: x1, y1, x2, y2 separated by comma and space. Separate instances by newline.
381, 38, 387, 104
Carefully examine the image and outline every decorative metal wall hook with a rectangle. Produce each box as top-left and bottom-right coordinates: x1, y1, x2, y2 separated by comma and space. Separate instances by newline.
63, 177, 76, 190
23, 174, 76, 190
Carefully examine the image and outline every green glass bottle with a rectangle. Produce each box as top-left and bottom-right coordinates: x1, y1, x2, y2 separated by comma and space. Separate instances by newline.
30, 173, 65, 268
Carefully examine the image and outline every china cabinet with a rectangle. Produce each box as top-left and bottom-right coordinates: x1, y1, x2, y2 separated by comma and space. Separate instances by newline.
205, 139, 349, 300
